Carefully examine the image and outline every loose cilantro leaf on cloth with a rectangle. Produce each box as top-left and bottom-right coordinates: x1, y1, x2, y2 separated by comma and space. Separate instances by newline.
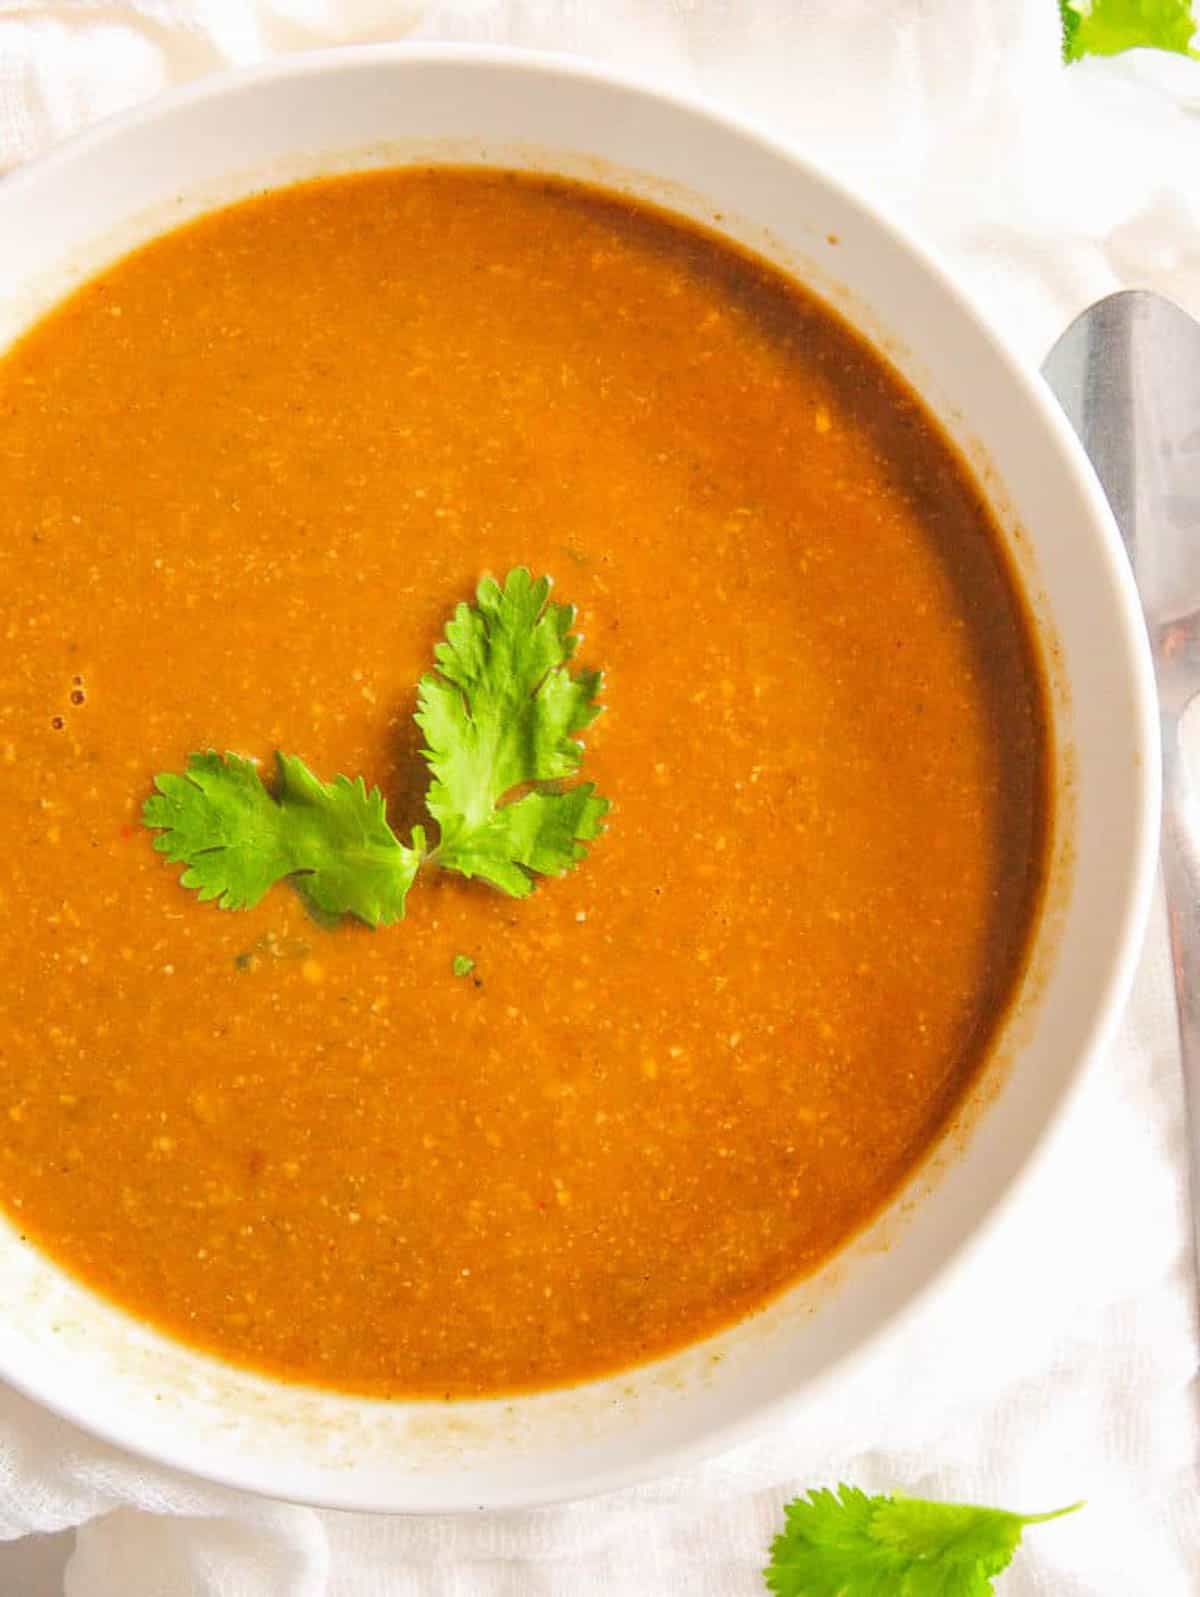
143, 752, 422, 927
142, 569, 607, 929
418, 568, 608, 895
765, 1485, 1082, 1597
1060, 0, 1198, 61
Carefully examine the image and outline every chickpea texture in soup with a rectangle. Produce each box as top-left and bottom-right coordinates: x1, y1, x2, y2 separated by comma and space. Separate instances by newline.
0, 169, 1049, 1398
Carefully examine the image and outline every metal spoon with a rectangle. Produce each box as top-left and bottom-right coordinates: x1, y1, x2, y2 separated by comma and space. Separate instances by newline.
1044, 290, 1200, 1266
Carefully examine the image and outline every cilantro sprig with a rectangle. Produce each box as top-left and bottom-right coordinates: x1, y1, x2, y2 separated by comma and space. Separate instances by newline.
142, 569, 608, 927
765, 1485, 1082, 1597
1060, 0, 1199, 60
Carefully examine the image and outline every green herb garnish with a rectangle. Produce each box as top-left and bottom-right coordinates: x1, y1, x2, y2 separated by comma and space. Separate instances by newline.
452, 954, 476, 978
416, 566, 606, 895
1060, 0, 1198, 60
143, 569, 608, 927
765, 1485, 1082, 1596
144, 751, 421, 926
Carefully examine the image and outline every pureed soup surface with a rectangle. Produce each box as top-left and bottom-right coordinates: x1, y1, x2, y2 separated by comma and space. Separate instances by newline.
0, 170, 1049, 1398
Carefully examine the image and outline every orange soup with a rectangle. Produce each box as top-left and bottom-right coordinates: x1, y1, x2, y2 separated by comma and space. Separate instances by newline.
0, 170, 1048, 1397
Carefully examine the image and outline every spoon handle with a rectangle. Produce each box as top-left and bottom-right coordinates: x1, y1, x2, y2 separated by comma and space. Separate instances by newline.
1043, 291, 1200, 1281
1160, 723, 1200, 1261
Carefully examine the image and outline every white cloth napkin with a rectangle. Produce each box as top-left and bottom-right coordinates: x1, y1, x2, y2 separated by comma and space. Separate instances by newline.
2, 3, 1199, 1593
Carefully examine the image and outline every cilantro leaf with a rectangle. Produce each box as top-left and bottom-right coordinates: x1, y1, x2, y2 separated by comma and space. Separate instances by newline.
143, 751, 423, 927
417, 568, 608, 895
765, 1485, 1082, 1597
143, 753, 290, 911
1060, 0, 1198, 61
452, 953, 476, 977
272, 754, 424, 926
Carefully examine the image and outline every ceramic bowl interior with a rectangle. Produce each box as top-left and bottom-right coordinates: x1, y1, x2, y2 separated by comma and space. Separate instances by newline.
0, 45, 1159, 1511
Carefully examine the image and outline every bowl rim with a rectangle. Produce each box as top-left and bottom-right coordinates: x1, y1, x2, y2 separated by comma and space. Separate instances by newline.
0, 39, 1162, 1512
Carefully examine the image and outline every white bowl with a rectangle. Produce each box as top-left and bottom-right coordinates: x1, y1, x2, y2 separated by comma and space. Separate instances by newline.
0, 45, 1159, 1512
